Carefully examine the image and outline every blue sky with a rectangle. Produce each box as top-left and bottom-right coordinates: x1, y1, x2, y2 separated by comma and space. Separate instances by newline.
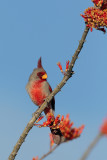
0, 0, 107, 160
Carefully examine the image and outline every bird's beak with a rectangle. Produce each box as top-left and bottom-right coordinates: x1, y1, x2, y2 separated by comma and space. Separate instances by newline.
42, 73, 48, 79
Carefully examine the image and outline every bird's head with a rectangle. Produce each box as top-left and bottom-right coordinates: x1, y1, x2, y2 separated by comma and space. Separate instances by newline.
28, 57, 48, 82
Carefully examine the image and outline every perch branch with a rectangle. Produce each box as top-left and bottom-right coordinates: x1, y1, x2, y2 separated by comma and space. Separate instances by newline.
39, 144, 59, 160
80, 133, 102, 160
8, 25, 89, 160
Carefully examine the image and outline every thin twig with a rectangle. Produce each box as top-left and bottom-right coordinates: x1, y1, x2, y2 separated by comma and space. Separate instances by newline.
80, 133, 102, 160
39, 144, 59, 160
8, 25, 89, 160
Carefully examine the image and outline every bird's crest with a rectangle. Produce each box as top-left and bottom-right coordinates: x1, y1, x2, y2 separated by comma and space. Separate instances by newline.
37, 57, 42, 68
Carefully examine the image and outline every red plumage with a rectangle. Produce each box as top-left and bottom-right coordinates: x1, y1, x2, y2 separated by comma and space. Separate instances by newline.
30, 81, 46, 106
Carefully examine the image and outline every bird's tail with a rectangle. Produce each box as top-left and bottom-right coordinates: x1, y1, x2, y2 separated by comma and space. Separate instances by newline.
44, 103, 54, 119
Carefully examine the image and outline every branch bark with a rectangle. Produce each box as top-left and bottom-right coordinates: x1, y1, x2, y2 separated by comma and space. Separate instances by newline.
8, 25, 89, 160
39, 144, 59, 160
79, 133, 102, 160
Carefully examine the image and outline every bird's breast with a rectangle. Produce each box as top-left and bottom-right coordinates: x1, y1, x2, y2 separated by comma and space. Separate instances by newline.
29, 81, 46, 106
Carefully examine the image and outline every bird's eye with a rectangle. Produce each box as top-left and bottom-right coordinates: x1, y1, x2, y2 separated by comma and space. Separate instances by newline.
37, 72, 42, 77
37, 72, 45, 77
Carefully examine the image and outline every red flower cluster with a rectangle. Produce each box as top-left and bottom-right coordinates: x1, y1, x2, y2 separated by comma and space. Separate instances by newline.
35, 113, 84, 141
92, 0, 107, 9
92, 0, 103, 8
81, 0, 107, 32
102, 0, 107, 9
66, 60, 70, 71
59, 114, 84, 140
36, 115, 44, 123
100, 118, 107, 136
57, 62, 63, 73
57, 60, 70, 74
34, 113, 60, 128
32, 156, 38, 160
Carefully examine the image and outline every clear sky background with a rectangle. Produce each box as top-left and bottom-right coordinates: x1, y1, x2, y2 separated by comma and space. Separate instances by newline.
0, 0, 107, 160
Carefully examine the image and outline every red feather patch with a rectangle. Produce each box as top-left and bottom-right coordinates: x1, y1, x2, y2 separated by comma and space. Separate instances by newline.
30, 81, 46, 106
37, 57, 42, 68
49, 85, 52, 92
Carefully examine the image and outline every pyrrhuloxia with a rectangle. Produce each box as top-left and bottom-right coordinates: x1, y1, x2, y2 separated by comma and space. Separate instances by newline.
26, 57, 55, 116
26, 57, 66, 144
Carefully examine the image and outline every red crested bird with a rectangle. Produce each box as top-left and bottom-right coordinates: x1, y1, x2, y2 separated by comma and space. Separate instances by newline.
26, 57, 55, 117
26, 57, 65, 144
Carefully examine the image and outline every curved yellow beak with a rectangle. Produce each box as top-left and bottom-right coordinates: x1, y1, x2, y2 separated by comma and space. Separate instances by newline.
42, 73, 48, 79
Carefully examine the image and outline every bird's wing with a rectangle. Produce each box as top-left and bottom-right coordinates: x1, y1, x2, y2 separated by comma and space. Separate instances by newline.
48, 85, 55, 111
42, 81, 55, 112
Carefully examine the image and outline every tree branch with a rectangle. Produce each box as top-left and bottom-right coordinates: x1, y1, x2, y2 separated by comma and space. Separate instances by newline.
39, 144, 59, 160
8, 25, 89, 160
80, 133, 102, 160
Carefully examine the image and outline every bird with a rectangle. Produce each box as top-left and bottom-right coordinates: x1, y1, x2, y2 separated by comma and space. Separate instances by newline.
26, 57, 55, 117
26, 57, 65, 144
